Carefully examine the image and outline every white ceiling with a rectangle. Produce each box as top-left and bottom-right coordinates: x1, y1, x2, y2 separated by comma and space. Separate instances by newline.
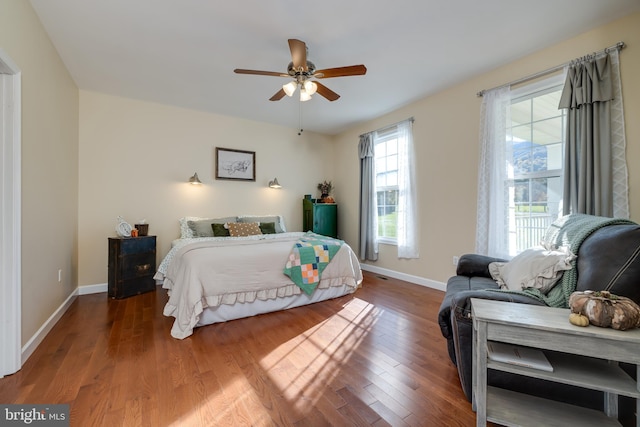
29, 0, 640, 135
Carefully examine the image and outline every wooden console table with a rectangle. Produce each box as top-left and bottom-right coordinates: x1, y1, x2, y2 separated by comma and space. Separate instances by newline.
471, 298, 640, 427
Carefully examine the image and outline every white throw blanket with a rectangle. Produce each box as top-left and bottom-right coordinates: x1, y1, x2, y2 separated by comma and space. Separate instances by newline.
158, 233, 362, 338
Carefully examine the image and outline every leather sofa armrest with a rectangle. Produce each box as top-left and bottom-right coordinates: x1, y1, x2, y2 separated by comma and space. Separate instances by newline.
455, 254, 507, 278
438, 276, 499, 365
438, 276, 499, 340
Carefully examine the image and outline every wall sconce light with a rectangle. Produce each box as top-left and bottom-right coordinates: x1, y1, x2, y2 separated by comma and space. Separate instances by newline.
189, 172, 202, 185
268, 178, 282, 189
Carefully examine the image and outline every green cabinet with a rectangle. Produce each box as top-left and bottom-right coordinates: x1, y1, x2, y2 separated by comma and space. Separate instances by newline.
303, 199, 338, 238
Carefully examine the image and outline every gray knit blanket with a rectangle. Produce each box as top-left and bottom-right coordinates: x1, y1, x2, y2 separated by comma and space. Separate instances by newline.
491, 213, 636, 308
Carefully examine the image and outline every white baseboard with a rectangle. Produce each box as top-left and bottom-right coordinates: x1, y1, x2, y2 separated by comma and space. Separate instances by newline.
77, 282, 165, 295
77, 282, 107, 295
21, 289, 78, 364
360, 263, 446, 292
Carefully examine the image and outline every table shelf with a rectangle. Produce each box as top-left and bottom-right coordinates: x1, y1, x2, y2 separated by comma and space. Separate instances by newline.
487, 386, 621, 427
488, 349, 640, 398
472, 299, 640, 427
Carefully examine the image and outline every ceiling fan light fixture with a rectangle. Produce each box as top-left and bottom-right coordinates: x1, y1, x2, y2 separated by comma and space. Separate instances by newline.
283, 81, 297, 97
234, 39, 366, 103
300, 87, 312, 102
304, 80, 317, 96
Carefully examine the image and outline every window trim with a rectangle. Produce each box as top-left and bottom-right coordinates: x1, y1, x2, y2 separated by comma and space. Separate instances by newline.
506, 74, 566, 255
374, 129, 400, 243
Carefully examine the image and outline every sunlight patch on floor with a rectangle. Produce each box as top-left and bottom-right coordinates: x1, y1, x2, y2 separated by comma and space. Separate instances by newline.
260, 297, 382, 414
168, 298, 383, 425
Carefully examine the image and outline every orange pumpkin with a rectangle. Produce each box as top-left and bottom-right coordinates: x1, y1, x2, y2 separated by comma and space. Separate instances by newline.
569, 290, 640, 330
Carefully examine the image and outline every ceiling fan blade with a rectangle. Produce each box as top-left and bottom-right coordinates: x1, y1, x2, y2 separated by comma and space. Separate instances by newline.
314, 81, 340, 101
269, 88, 286, 101
314, 65, 367, 79
288, 39, 308, 72
234, 69, 288, 77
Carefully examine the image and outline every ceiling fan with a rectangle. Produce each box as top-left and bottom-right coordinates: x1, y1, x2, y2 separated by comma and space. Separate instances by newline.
234, 39, 367, 102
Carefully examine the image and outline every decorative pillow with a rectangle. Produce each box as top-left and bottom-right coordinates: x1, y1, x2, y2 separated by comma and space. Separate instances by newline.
211, 223, 230, 237
259, 222, 276, 234
489, 246, 576, 293
186, 217, 237, 238
179, 216, 206, 238
238, 215, 286, 233
228, 222, 262, 237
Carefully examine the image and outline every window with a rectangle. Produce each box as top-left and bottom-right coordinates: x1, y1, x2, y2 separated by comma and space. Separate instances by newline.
507, 79, 566, 254
360, 118, 417, 259
374, 127, 400, 242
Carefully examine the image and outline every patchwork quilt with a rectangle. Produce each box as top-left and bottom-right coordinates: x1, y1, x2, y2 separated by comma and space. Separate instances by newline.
284, 232, 344, 295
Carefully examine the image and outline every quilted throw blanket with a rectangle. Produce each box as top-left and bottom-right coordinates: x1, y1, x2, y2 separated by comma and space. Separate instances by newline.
284, 232, 344, 295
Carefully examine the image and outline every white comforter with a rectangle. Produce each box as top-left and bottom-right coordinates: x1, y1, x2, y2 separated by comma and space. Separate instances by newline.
157, 232, 362, 338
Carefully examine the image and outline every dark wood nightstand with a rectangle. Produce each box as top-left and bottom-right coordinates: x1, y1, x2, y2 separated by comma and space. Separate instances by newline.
108, 235, 156, 299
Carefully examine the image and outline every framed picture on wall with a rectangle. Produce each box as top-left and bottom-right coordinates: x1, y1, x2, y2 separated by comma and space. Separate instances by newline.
215, 147, 256, 181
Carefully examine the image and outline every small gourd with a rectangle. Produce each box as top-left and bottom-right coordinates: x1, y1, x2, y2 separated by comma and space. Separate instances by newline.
568, 312, 589, 327
569, 290, 640, 330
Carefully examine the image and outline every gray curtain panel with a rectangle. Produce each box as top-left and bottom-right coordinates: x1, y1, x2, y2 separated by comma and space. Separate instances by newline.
358, 133, 378, 261
559, 54, 615, 216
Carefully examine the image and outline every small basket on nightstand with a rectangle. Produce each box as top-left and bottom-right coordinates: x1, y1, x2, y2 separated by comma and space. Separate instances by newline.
135, 223, 149, 236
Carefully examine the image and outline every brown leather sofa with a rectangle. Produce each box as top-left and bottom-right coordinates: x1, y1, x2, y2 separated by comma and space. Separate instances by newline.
437, 214, 640, 417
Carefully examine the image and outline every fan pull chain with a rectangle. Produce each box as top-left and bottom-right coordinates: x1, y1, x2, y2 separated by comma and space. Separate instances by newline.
298, 98, 304, 136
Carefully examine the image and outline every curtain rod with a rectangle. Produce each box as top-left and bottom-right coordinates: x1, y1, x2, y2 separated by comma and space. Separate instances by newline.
360, 117, 414, 138
476, 41, 625, 97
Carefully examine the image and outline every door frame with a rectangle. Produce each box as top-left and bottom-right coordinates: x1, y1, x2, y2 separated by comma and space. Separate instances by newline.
0, 49, 22, 377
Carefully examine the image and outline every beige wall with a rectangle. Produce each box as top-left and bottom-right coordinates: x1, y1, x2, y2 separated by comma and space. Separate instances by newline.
0, 1, 79, 344
78, 91, 334, 286
332, 12, 640, 285
4, 0, 640, 346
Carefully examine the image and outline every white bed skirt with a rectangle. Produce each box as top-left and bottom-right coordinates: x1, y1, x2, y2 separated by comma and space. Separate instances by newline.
196, 283, 355, 327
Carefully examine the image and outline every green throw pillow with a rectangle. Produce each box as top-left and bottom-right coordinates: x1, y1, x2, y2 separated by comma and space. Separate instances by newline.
187, 217, 237, 237
259, 222, 276, 234
211, 223, 230, 237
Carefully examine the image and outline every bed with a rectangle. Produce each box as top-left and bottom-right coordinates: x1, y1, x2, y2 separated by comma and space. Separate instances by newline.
154, 215, 363, 339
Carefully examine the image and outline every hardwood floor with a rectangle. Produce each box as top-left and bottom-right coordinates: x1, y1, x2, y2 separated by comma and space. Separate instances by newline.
0, 272, 478, 426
